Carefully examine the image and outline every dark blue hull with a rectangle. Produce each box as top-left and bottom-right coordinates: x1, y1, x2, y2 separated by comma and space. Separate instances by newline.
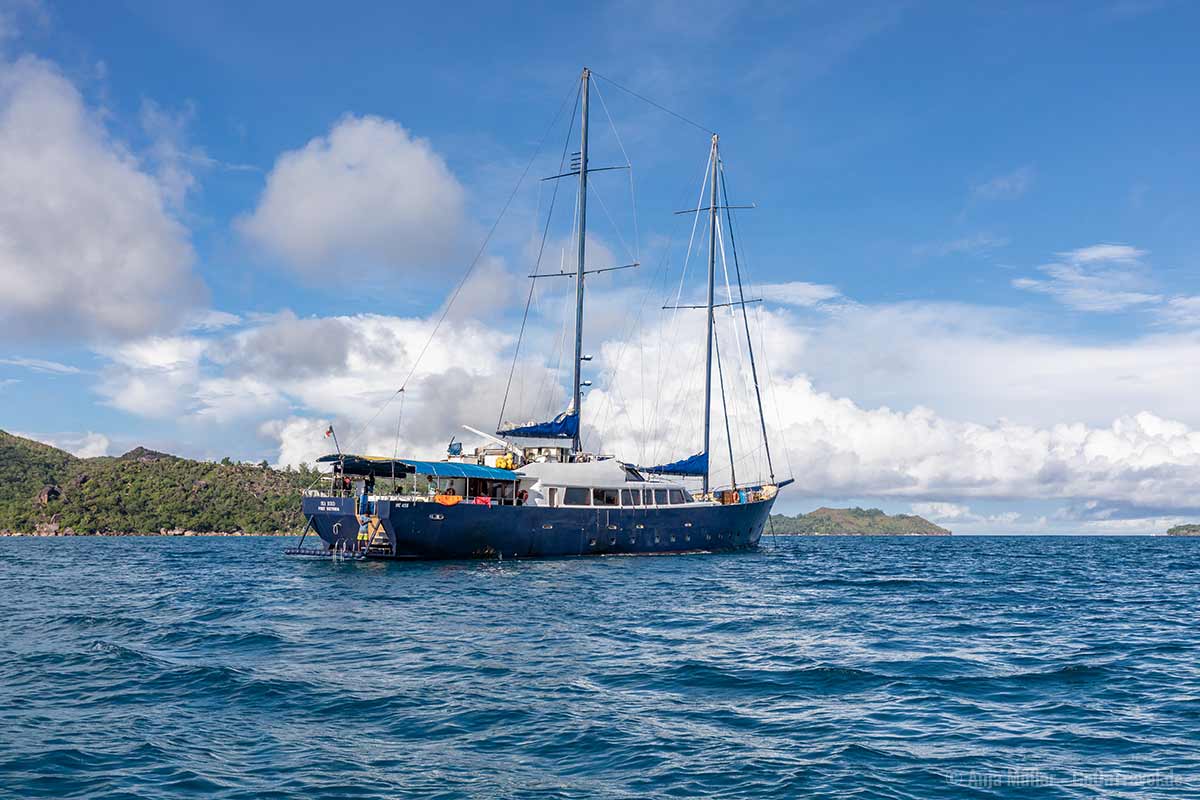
300, 495, 775, 559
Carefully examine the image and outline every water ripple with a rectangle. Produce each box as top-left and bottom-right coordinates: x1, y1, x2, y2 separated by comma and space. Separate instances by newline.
1, 535, 1198, 798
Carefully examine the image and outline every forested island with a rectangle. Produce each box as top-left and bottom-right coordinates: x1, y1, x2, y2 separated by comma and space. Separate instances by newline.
0, 430, 311, 535
2, 430, 950, 536
1166, 524, 1200, 536
769, 506, 950, 536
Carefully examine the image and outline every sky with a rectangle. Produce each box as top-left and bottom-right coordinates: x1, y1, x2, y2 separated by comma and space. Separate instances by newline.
1, 0, 1198, 533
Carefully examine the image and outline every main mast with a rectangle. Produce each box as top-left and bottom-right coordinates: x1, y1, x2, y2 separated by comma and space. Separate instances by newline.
702, 134, 719, 495
571, 67, 591, 455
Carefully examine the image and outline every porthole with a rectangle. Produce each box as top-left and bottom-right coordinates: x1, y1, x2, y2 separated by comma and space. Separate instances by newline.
685, 534, 691, 542
635, 523, 645, 529
542, 524, 554, 529
654, 535, 661, 544
670, 535, 676, 543
683, 522, 693, 527
607, 524, 618, 530
429, 514, 444, 521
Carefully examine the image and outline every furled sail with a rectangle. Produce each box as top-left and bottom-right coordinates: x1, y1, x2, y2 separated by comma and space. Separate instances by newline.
497, 409, 579, 440
640, 451, 708, 477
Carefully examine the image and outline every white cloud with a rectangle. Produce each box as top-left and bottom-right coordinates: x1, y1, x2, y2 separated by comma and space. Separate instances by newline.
1061, 243, 1146, 264
76, 259, 1200, 525
910, 502, 1021, 528
238, 114, 467, 274
258, 417, 332, 469
0, 56, 202, 341
95, 336, 207, 417
758, 281, 840, 307
0, 356, 81, 374
24, 430, 111, 458
909, 501, 975, 521
1012, 243, 1160, 311
972, 165, 1034, 200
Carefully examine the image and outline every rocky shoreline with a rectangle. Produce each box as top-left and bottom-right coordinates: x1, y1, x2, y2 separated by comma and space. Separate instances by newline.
1, 527, 297, 537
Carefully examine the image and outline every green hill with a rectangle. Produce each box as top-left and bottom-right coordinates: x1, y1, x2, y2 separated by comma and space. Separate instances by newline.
0, 430, 316, 534
1166, 524, 1200, 536
770, 506, 950, 535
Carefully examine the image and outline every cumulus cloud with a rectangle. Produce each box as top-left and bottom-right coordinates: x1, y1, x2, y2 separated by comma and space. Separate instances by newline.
95, 336, 207, 417
1012, 243, 1160, 311
0, 56, 203, 341
238, 114, 467, 274
76, 246, 1200, 526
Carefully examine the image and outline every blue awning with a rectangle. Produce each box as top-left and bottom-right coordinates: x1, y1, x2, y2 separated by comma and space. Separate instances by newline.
639, 451, 708, 477
401, 460, 519, 480
316, 454, 518, 480
497, 409, 578, 440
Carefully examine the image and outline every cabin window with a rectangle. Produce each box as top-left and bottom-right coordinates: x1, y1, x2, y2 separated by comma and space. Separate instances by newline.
624, 467, 645, 482
620, 488, 638, 507
548, 487, 559, 507
654, 489, 669, 505
563, 487, 590, 506
668, 489, 686, 505
593, 488, 620, 506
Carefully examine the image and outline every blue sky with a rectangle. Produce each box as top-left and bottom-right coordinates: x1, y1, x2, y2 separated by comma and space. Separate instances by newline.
1, 0, 1199, 533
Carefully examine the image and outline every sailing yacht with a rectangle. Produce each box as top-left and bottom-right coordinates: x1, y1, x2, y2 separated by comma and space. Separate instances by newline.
294, 68, 790, 560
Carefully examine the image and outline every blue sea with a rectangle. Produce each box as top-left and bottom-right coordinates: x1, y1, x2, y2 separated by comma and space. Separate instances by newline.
1, 535, 1197, 799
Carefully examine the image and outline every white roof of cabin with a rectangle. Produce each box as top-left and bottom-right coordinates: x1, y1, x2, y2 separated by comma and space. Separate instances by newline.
517, 459, 679, 489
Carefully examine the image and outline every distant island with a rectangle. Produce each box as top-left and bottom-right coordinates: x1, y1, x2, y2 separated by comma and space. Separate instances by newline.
769, 506, 950, 536
1166, 524, 1200, 536
0, 430, 311, 536
2, 430, 950, 537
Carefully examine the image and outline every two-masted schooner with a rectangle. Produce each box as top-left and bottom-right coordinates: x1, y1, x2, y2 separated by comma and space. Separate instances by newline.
293, 68, 790, 560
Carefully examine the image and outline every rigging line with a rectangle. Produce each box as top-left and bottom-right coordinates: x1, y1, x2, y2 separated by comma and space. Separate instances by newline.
514, 178, 546, 418
497, 84, 581, 430
344, 79, 579, 453
720, 158, 777, 482
713, 320, 737, 488
591, 206, 682, 459
753, 299, 795, 479
532, 142, 582, 420
714, 219, 751, 471
390, 389, 407, 487
590, 70, 716, 136
592, 79, 640, 263
589, 181, 636, 265
648, 153, 711, 464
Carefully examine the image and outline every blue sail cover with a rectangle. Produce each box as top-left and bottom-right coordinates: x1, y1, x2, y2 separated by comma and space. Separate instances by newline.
640, 451, 708, 477
497, 409, 579, 439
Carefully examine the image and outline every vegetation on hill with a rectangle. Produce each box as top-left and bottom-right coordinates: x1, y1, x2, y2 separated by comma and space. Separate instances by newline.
0, 430, 317, 534
1166, 524, 1200, 536
769, 506, 951, 535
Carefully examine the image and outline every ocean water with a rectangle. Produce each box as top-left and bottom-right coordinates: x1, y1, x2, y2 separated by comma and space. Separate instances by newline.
0, 535, 1197, 799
